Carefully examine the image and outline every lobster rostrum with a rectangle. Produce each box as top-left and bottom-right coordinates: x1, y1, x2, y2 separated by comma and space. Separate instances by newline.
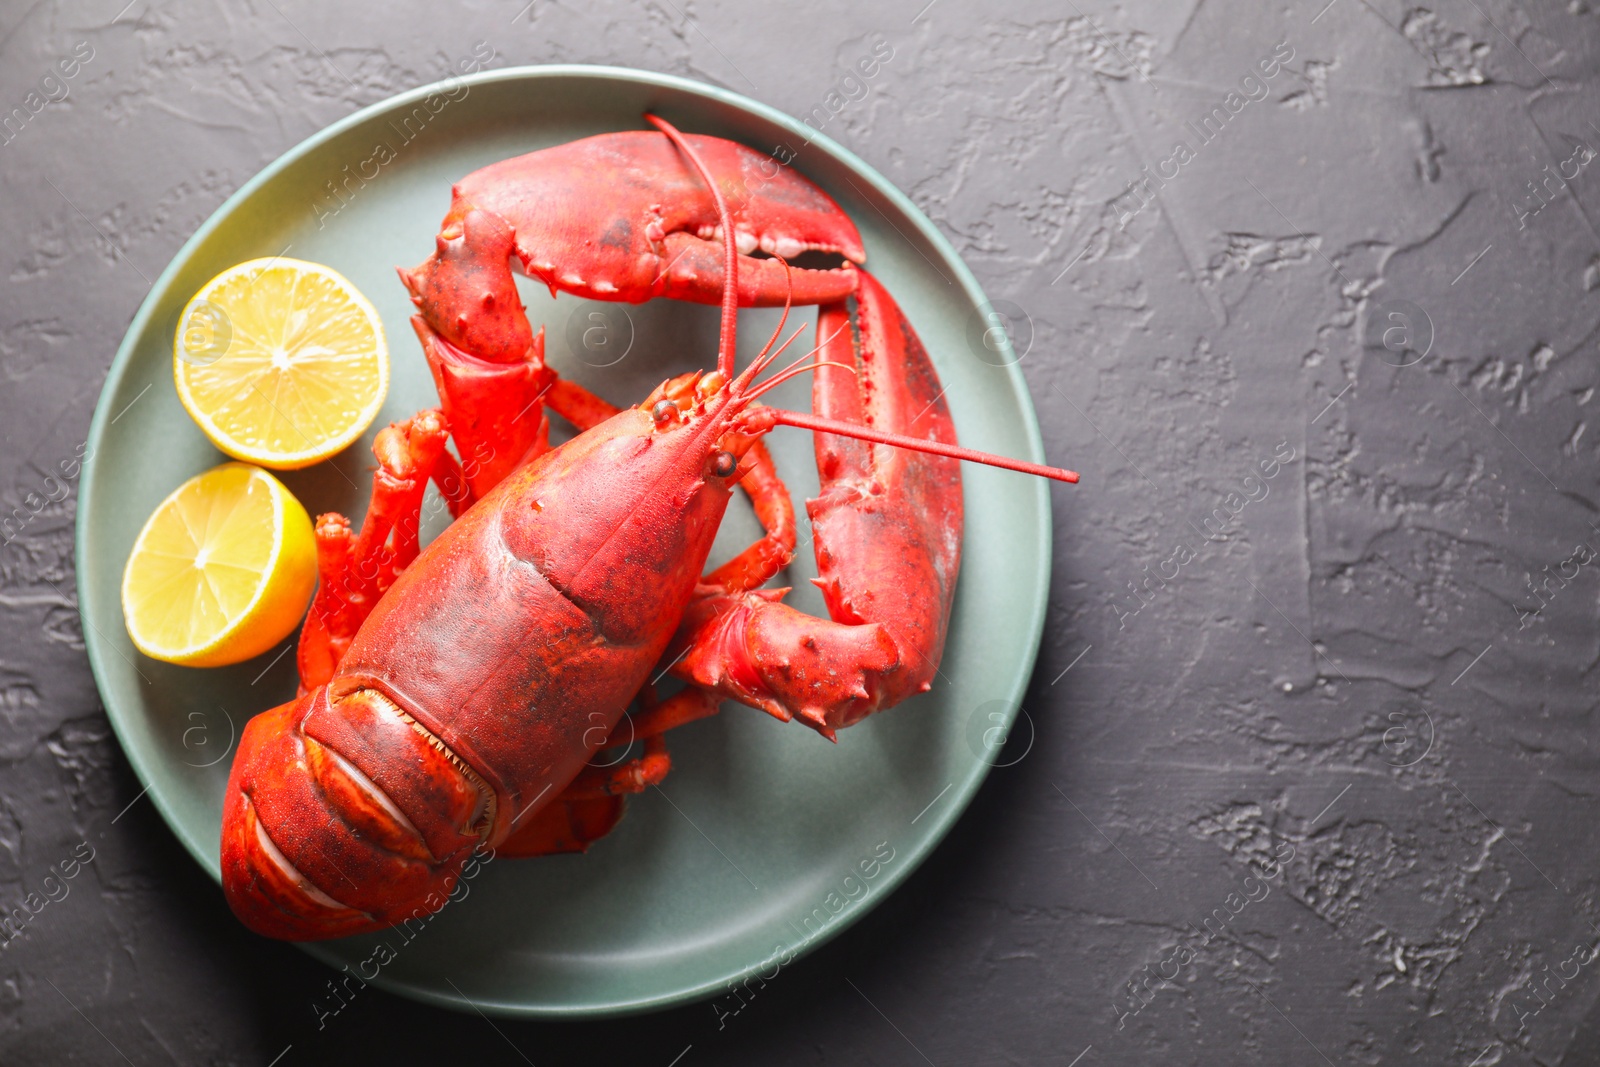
221, 116, 1076, 940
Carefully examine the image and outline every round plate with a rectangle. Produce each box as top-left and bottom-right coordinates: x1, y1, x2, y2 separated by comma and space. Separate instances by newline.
76, 65, 1052, 1018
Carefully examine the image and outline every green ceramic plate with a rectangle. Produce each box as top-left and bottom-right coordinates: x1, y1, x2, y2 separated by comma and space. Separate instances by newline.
76, 66, 1052, 1018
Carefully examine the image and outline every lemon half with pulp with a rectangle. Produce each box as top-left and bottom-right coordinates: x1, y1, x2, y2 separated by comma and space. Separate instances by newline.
122, 463, 316, 667
174, 257, 388, 469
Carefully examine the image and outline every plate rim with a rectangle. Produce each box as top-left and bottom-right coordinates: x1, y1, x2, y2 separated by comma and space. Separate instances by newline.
75, 62, 1053, 1019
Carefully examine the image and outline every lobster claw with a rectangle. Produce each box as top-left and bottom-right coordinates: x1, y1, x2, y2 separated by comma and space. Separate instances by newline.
670, 270, 963, 736
400, 131, 867, 342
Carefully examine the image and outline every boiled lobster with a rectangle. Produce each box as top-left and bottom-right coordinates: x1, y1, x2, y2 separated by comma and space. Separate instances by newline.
220, 116, 1075, 940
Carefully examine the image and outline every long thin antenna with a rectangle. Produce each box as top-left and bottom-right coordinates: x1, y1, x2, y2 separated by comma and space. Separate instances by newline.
750, 257, 794, 368
767, 409, 1079, 483
647, 114, 739, 380
745, 359, 857, 402
754, 323, 813, 378
742, 325, 854, 402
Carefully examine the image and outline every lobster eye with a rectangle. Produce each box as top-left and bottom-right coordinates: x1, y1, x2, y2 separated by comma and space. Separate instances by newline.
711, 450, 738, 478
651, 399, 678, 428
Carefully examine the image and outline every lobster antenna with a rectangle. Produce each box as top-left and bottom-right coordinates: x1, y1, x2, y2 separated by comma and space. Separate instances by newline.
743, 324, 854, 402
739, 266, 810, 392
751, 322, 821, 384
744, 359, 857, 402
765, 408, 1079, 483
647, 113, 739, 380
750, 256, 795, 370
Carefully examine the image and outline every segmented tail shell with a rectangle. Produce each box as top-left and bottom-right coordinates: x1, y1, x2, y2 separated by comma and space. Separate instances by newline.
221, 685, 495, 941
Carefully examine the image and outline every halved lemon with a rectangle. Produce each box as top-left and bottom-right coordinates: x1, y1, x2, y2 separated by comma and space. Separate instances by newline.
122, 463, 317, 667
174, 257, 388, 469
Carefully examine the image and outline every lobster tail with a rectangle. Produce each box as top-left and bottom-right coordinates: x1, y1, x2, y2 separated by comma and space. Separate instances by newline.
222, 684, 495, 940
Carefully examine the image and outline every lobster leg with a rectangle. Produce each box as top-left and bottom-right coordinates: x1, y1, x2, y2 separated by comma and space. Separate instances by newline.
297, 411, 452, 693
606, 684, 726, 742
559, 736, 673, 799
546, 377, 621, 431
669, 270, 963, 738
489, 739, 667, 859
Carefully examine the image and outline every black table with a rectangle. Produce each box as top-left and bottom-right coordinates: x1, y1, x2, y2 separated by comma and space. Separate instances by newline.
4, 1, 1598, 1063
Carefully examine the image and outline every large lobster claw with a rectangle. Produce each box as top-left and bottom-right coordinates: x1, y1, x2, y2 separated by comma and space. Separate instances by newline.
670, 270, 964, 737
399, 130, 867, 368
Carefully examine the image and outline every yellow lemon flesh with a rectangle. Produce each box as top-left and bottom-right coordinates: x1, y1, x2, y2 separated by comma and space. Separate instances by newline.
122, 463, 316, 667
174, 257, 388, 469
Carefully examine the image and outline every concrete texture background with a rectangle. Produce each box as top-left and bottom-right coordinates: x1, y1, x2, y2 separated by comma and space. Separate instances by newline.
3, 0, 1599, 1063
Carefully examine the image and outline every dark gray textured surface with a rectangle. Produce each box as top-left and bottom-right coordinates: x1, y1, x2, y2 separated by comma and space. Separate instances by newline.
2, 0, 1598, 1063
